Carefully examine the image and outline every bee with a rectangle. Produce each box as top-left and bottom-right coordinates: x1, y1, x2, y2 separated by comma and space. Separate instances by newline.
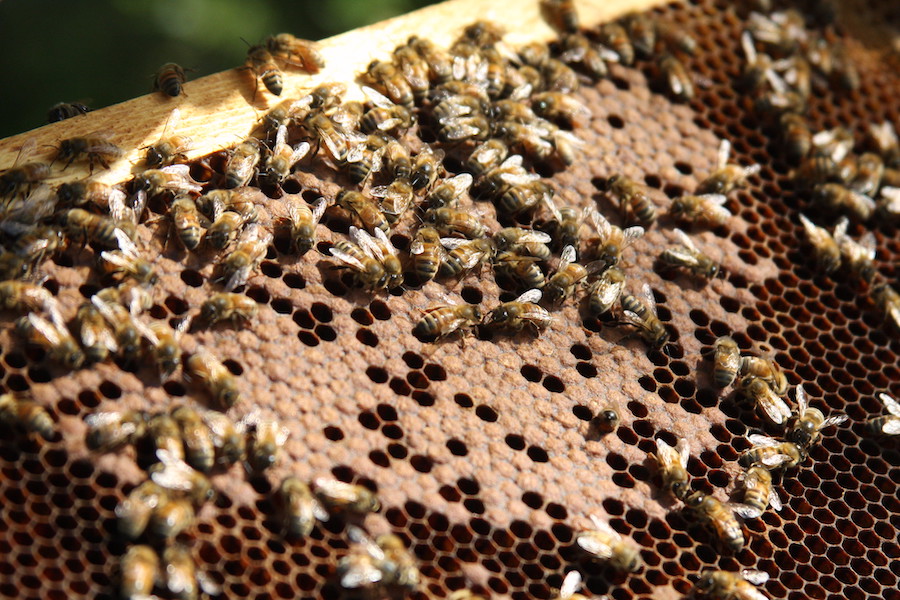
393, 44, 431, 102
73, 300, 117, 363
138, 319, 185, 377
197, 187, 261, 222
147, 413, 187, 464
284, 195, 326, 254
607, 174, 657, 226
151, 448, 215, 507
119, 545, 160, 600
364, 60, 414, 109
484, 289, 553, 333
347, 133, 389, 184
658, 22, 697, 56
16, 313, 84, 369
219, 224, 272, 291
245, 45, 283, 96
86, 409, 146, 451
338, 527, 420, 590
576, 514, 643, 572
530, 91, 590, 128
741, 377, 791, 425
466, 139, 508, 179
669, 194, 730, 228
711, 336, 740, 388
851, 152, 885, 197
558, 32, 611, 80
867, 392, 900, 436
786, 384, 848, 450
414, 302, 483, 341
739, 433, 803, 470
47, 102, 92, 123
425, 207, 485, 239
307, 113, 366, 168
475, 153, 540, 201
185, 348, 240, 408
0, 138, 51, 198
171, 405, 216, 473
279, 476, 329, 538
495, 251, 546, 291
331, 226, 403, 290
652, 437, 690, 499
336, 190, 389, 235
0, 280, 57, 315
99, 232, 157, 285
587, 265, 626, 316
493, 227, 552, 261
90, 295, 143, 365
371, 179, 414, 224
737, 466, 782, 514
153, 62, 188, 97
149, 494, 195, 540
812, 183, 875, 222
584, 208, 644, 267
426, 173, 473, 209
62, 208, 130, 248
798, 214, 840, 274
539, 0, 579, 33
224, 138, 262, 189
623, 12, 657, 59
544, 245, 589, 303
200, 292, 258, 326
780, 112, 812, 164
439, 237, 495, 278
693, 569, 771, 600
202, 411, 245, 466
260, 125, 310, 188
697, 140, 762, 195
876, 185, 900, 223
872, 283, 900, 331
312, 478, 381, 515
410, 147, 444, 191
598, 22, 634, 65
496, 180, 554, 219
739, 355, 787, 395
406, 36, 453, 85
832, 217, 877, 282
245, 417, 289, 472
143, 111, 196, 166
0, 393, 55, 440
169, 196, 204, 251
265, 33, 324, 73
659, 228, 719, 280
591, 407, 620, 435
55, 134, 123, 173
161, 543, 209, 600
620, 283, 668, 350
360, 86, 416, 135
262, 97, 315, 136
438, 113, 492, 144
659, 53, 694, 100
866, 121, 900, 167
409, 226, 445, 283
116, 480, 167, 540
683, 491, 762, 551
54, 182, 121, 217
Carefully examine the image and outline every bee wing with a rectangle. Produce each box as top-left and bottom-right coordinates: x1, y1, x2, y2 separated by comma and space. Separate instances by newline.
795, 383, 808, 414
880, 419, 900, 435
740, 31, 758, 63
576, 532, 613, 559
880, 186, 900, 212
351, 227, 384, 261
444, 172, 474, 197
440, 237, 470, 250
655, 439, 679, 467
197, 572, 223, 596
730, 503, 763, 520
799, 214, 833, 247
823, 414, 848, 428
699, 194, 731, 220
877, 392, 900, 417
716, 139, 731, 170
559, 571, 582, 600
330, 246, 366, 272
274, 125, 288, 149
857, 232, 877, 260
558, 245, 576, 270
151, 450, 196, 492
309, 197, 328, 223
519, 230, 553, 244
85, 411, 126, 428
12, 137, 38, 167
747, 433, 780, 448
161, 164, 203, 194
759, 392, 791, 425
515, 289, 543, 304
131, 317, 160, 346
588, 208, 612, 238
768, 488, 783, 512
621, 226, 645, 247
740, 569, 770, 585
291, 141, 311, 164
673, 228, 699, 253
639, 283, 658, 317
543, 194, 563, 222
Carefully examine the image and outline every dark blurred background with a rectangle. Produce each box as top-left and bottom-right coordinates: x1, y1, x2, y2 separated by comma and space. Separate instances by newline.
0, 0, 438, 139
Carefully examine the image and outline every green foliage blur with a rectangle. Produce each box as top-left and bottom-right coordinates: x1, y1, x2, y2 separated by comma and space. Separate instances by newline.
0, 0, 437, 139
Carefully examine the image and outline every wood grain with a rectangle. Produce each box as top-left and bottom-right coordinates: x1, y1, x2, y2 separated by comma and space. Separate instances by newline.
0, 0, 668, 186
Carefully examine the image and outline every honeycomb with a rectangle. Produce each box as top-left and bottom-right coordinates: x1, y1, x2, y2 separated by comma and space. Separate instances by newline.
1, 1, 899, 600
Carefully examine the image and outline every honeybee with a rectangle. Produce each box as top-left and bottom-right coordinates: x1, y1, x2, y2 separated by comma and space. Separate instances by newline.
620, 283, 668, 350
185, 348, 240, 408
697, 140, 761, 195
145, 110, 192, 168
86, 409, 146, 451
171, 405, 216, 473
336, 190, 389, 235
876, 186, 900, 223
47, 102, 92, 123
426, 173, 473, 209
197, 187, 261, 222
0, 280, 57, 315
786, 384, 848, 450
586, 265, 626, 316
849, 152, 884, 197
741, 377, 791, 425
116, 480, 168, 540
347, 133, 389, 184
245, 45, 283, 97
872, 283, 900, 331
712, 336, 740, 388
279, 476, 329, 538
466, 139, 508, 178
832, 217, 876, 282
202, 410, 246, 466
739, 355, 787, 395
245, 417, 289, 472
411, 147, 444, 191
576, 514, 643, 572
409, 226, 444, 283
652, 438, 690, 500
16, 313, 84, 369
62, 208, 127, 248
544, 245, 589, 303
282, 195, 325, 254
200, 292, 258, 326
780, 112, 812, 164
224, 138, 262, 189
170, 196, 204, 251
739, 433, 803, 470
120, 544, 160, 599
0, 393, 55, 440
473, 153, 538, 201
100, 232, 157, 285
266, 33, 324, 72
154, 62, 188, 97
151, 448, 215, 507
658, 21, 697, 55
659, 228, 719, 280
623, 12, 657, 59
738, 466, 781, 514
559, 33, 611, 80
0, 138, 50, 198
147, 413, 187, 464
307, 113, 366, 168
812, 183, 875, 222
260, 125, 310, 188
539, 0, 579, 33
607, 174, 656, 225
142, 319, 185, 377
484, 289, 552, 333
371, 180, 414, 224
393, 44, 431, 102
338, 527, 420, 590
496, 180, 554, 219
659, 53, 694, 100
798, 214, 840, 274
439, 237, 496, 278
219, 224, 272, 291
149, 494, 195, 540
414, 302, 483, 341
54, 180, 119, 212
162, 543, 215, 600
669, 194, 730, 228
811, 127, 854, 163
331, 226, 403, 290
866, 121, 900, 167
360, 86, 415, 135
495, 251, 546, 291
425, 207, 485, 239
90, 295, 143, 365
598, 22, 634, 65
530, 91, 590, 128
364, 60, 414, 109
493, 227, 552, 261
312, 478, 381, 515
867, 392, 900, 436
73, 300, 117, 363
406, 36, 453, 85
584, 208, 643, 267
683, 491, 761, 551
591, 407, 620, 435
693, 569, 771, 600
55, 134, 124, 173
